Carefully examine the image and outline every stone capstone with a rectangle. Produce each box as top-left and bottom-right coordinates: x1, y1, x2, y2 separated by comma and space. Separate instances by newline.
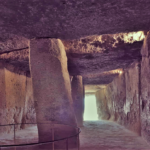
0, 0, 150, 40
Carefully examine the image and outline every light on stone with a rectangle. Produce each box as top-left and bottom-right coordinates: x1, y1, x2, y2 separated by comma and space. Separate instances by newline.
119, 71, 123, 74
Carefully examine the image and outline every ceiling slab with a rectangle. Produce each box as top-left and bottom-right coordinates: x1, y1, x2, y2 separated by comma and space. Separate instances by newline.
0, 0, 150, 40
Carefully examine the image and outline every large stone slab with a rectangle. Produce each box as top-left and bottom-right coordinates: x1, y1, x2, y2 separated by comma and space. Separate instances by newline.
29, 38, 77, 143
0, 62, 7, 130
125, 62, 141, 135
4, 68, 27, 130
105, 62, 141, 135
0, 62, 36, 134
141, 32, 150, 143
1, 0, 150, 40
105, 70, 126, 122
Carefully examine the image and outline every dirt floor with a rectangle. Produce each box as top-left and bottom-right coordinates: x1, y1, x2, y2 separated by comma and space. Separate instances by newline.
0, 121, 150, 150
80, 121, 150, 150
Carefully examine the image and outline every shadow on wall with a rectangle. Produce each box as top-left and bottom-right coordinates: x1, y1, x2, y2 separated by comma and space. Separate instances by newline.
83, 94, 98, 121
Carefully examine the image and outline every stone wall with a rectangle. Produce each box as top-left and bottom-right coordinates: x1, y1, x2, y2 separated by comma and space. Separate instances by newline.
105, 69, 126, 123
0, 62, 36, 133
125, 62, 141, 135
95, 33, 150, 142
0, 63, 7, 132
95, 89, 110, 120
140, 32, 150, 142
100, 62, 141, 135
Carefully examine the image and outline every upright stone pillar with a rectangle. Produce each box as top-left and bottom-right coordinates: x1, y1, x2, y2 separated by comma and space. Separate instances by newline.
29, 39, 77, 144
95, 89, 110, 120
0, 62, 7, 131
141, 32, 150, 143
71, 76, 84, 127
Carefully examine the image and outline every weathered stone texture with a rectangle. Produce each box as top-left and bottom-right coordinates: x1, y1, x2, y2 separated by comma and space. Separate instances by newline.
71, 76, 84, 127
0, 0, 150, 40
0, 35, 29, 54
30, 38, 77, 143
30, 38, 76, 125
0, 32, 144, 85
0, 49, 29, 62
0, 62, 36, 133
104, 62, 140, 135
141, 32, 150, 142
5, 68, 26, 128
95, 89, 110, 120
105, 70, 126, 122
0, 63, 7, 133
22, 77, 36, 125
125, 62, 140, 135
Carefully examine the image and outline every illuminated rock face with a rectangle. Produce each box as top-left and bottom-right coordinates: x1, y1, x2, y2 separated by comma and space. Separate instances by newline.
0, 62, 36, 133
141, 32, 150, 142
29, 38, 77, 143
71, 76, 84, 127
99, 62, 141, 135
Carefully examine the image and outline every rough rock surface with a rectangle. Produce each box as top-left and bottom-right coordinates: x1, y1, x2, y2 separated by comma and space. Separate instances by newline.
0, 32, 144, 85
103, 62, 141, 135
0, 35, 29, 54
71, 76, 84, 127
0, 63, 7, 131
105, 70, 126, 122
95, 89, 110, 120
125, 62, 140, 135
67, 41, 142, 76
0, 62, 36, 133
63, 32, 145, 54
141, 32, 150, 143
0, 0, 150, 40
30, 38, 77, 143
22, 77, 36, 125
83, 70, 121, 85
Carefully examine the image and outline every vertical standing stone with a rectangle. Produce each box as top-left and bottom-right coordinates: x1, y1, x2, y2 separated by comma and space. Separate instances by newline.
95, 89, 110, 120
29, 38, 77, 143
141, 32, 150, 142
71, 76, 84, 127
0, 62, 7, 132
22, 77, 36, 128
5, 68, 26, 129
124, 62, 141, 135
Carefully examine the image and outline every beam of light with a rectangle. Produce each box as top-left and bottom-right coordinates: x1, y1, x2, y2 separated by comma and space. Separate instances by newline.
84, 94, 98, 121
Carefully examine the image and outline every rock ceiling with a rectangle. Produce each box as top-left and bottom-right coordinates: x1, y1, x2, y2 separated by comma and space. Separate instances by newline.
0, 0, 148, 86
0, 0, 150, 40
0, 31, 145, 85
